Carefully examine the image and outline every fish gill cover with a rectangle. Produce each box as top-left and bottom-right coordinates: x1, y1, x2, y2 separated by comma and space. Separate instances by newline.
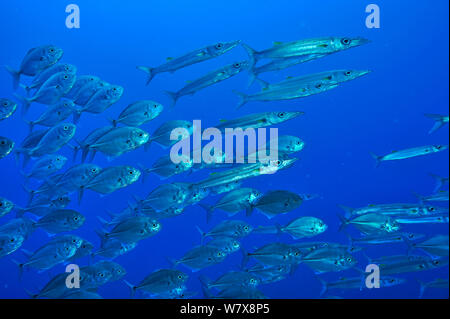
0, 0, 448, 300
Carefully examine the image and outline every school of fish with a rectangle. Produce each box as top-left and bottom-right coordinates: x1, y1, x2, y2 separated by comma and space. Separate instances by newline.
0, 38, 448, 299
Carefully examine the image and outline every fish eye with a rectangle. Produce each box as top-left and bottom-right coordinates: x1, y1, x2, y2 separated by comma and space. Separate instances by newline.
64, 75, 68, 79
91, 168, 97, 172
113, 87, 117, 91
429, 207, 435, 211
153, 104, 158, 108
178, 275, 183, 279
315, 83, 322, 89
129, 171, 134, 175
10, 238, 14, 242
2, 102, 8, 106
73, 216, 79, 221
1, 141, 5, 145
215, 43, 223, 49
63, 126, 68, 130
233, 63, 241, 68
346, 257, 352, 262
345, 71, 352, 76
0, 203, 3, 207
139, 133, 143, 137
50, 48, 55, 52
341, 38, 351, 45
277, 112, 285, 118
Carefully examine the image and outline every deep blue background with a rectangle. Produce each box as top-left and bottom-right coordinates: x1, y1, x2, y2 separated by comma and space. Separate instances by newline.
0, 0, 448, 299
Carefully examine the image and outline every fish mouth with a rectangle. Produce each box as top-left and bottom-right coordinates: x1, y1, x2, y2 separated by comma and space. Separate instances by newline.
351, 37, 371, 47
226, 40, 242, 50
355, 70, 372, 78
288, 111, 305, 120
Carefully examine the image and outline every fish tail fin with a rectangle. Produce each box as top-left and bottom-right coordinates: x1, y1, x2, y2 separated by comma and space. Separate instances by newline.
15, 205, 25, 218
402, 235, 415, 256
96, 216, 109, 228
164, 90, 179, 107
74, 139, 88, 163
5, 65, 20, 90
241, 43, 259, 69
144, 137, 154, 152
200, 281, 213, 299
72, 109, 82, 124
344, 231, 355, 248
12, 259, 24, 280
360, 251, 373, 264
137, 163, 149, 184
165, 256, 179, 269
123, 280, 137, 298
247, 68, 257, 88
21, 183, 35, 206
424, 113, 446, 134
369, 152, 382, 168
72, 144, 80, 162
24, 288, 38, 299
196, 226, 206, 244
233, 90, 248, 109
316, 276, 329, 297
412, 191, 424, 204
19, 83, 32, 97
275, 223, 284, 235
13, 93, 31, 115
77, 187, 85, 205
240, 246, 250, 269
198, 203, 214, 223
198, 275, 211, 290
338, 205, 355, 219
94, 228, 108, 246
245, 205, 254, 217
254, 77, 270, 89
417, 279, 426, 299
337, 213, 350, 232
429, 172, 446, 192
136, 66, 155, 85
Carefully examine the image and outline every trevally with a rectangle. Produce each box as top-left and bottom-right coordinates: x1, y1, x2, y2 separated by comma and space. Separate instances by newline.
0, 136, 14, 159
199, 187, 261, 222
88, 126, 149, 159
83, 166, 141, 197
96, 216, 161, 244
25, 100, 76, 132
111, 100, 164, 127
6, 45, 63, 89
14, 72, 76, 114
21, 154, 67, 180
124, 269, 188, 297
0, 98, 18, 121
21, 63, 77, 94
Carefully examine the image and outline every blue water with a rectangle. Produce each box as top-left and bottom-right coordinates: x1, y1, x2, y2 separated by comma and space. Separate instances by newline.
0, 0, 448, 299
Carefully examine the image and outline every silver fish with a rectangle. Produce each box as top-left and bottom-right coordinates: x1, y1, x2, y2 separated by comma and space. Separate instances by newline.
137, 40, 241, 84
